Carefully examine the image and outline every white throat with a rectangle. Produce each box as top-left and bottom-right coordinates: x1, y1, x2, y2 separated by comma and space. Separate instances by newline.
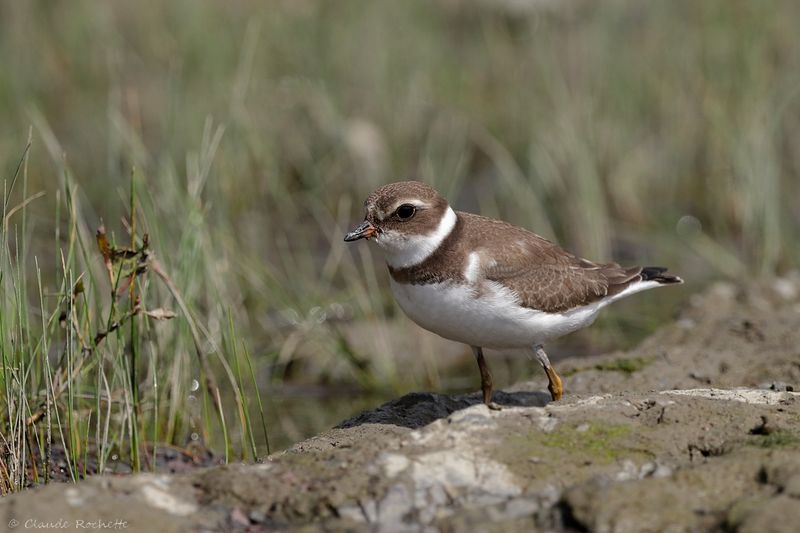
376, 206, 457, 269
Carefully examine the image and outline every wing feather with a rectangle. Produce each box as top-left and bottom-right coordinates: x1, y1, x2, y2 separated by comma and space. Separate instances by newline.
460, 213, 640, 313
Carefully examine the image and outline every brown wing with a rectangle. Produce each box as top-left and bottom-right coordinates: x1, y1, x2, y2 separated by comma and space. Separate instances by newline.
459, 213, 642, 313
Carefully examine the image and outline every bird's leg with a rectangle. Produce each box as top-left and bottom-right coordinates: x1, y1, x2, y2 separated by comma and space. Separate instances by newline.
534, 345, 563, 401
472, 346, 501, 410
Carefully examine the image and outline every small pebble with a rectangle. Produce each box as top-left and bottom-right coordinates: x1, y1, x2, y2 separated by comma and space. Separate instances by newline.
759, 382, 795, 392
230, 507, 249, 526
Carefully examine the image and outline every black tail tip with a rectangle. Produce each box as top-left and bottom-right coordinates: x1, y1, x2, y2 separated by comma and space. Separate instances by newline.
642, 266, 683, 284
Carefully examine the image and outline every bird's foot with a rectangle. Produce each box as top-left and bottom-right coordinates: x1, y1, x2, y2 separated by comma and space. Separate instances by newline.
545, 366, 563, 401
486, 401, 503, 411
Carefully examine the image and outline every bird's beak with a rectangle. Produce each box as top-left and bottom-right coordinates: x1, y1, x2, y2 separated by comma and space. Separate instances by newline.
344, 220, 377, 242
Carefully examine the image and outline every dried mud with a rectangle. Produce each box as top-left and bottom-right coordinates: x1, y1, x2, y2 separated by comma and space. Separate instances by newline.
2, 277, 800, 532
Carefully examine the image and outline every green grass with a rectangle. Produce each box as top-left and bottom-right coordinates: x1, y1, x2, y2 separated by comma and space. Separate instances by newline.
1, 0, 800, 492
0, 151, 272, 492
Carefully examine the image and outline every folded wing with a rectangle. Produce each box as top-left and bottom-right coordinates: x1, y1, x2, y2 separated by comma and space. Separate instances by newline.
461, 213, 659, 313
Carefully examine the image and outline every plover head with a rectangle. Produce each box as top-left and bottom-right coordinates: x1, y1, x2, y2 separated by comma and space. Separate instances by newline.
344, 181, 457, 268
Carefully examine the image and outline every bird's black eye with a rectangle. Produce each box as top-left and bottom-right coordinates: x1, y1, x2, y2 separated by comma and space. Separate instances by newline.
395, 204, 416, 220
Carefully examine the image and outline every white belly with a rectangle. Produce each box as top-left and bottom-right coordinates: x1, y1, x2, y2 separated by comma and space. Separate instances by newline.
389, 279, 604, 349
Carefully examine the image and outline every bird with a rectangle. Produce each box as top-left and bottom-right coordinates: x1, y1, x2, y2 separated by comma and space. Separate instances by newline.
344, 181, 682, 408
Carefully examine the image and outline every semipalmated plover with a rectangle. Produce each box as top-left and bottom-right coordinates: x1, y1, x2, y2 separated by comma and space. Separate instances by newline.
345, 181, 682, 407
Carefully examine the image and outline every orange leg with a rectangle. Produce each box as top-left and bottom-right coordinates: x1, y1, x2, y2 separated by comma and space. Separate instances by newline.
534, 345, 563, 401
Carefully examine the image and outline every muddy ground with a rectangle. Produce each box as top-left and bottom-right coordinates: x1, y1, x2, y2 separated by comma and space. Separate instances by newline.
1, 277, 799, 532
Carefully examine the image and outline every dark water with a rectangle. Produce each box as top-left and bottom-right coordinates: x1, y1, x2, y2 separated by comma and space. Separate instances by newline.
259, 386, 396, 453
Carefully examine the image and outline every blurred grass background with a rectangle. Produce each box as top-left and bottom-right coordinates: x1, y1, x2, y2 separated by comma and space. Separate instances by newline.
2, 0, 800, 472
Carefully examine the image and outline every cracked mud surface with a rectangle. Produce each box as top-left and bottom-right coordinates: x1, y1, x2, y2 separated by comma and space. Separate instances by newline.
2, 277, 800, 532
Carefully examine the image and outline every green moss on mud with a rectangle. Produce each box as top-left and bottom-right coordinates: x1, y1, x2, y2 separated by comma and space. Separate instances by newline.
498, 422, 653, 481
562, 356, 655, 377
540, 424, 637, 461
747, 431, 800, 449
593, 357, 654, 374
